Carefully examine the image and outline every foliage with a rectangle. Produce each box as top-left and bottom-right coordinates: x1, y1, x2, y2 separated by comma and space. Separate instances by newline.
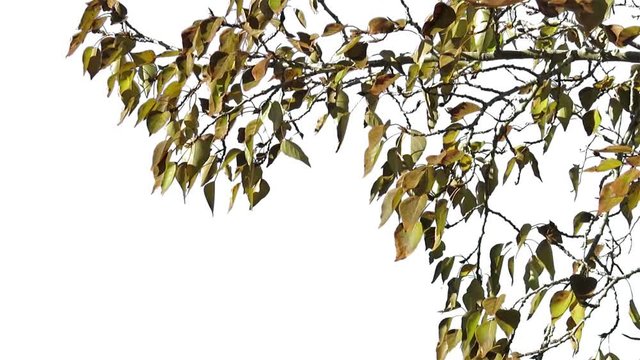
68, 0, 640, 358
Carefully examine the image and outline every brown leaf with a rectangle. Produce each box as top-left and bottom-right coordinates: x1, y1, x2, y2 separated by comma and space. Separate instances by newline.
598, 168, 640, 214
422, 3, 456, 37
322, 23, 344, 37
447, 102, 481, 121
595, 145, 634, 154
368, 17, 396, 35
569, 274, 597, 299
369, 74, 400, 96
67, 31, 88, 57
251, 56, 271, 83
605, 25, 640, 47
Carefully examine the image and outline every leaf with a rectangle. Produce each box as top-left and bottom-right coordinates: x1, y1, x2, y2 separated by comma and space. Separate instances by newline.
369, 74, 400, 96
536, 240, 555, 279
188, 136, 210, 170
411, 134, 427, 163
483, 295, 506, 316
598, 168, 640, 214
579, 87, 598, 110
336, 113, 350, 152
569, 165, 580, 199
368, 17, 396, 34
380, 188, 403, 227
422, 2, 456, 37
517, 223, 532, 248
67, 31, 88, 57
204, 182, 216, 216
447, 102, 481, 122
394, 221, 424, 261
147, 111, 171, 135
322, 23, 344, 37
476, 320, 497, 358
585, 158, 623, 172
161, 162, 177, 194
399, 195, 428, 231
604, 25, 640, 47
435, 199, 448, 249
595, 145, 634, 154
131, 50, 156, 66
570, 274, 597, 299
295, 8, 307, 27
496, 309, 521, 337
280, 139, 311, 167
556, 93, 573, 130
573, 211, 595, 235
630, 300, 640, 330
528, 289, 548, 319
251, 57, 270, 84
364, 125, 385, 176
550, 290, 573, 324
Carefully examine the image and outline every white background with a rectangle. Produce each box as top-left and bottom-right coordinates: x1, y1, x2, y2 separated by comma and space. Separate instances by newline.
0, 1, 637, 359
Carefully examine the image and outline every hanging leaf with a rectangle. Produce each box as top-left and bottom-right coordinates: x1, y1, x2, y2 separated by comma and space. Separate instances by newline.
528, 289, 548, 319
536, 240, 555, 279
364, 125, 386, 176
496, 309, 521, 337
204, 182, 216, 216
422, 3, 456, 37
280, 139, 311, 167
394, 222, 424, 261
550, 290, 573, 324
630, 300, 640, 330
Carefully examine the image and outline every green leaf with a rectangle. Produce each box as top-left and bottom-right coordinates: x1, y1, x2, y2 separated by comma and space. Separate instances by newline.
582, 109, 601, 136
569, 165, 580, 200
204, 182, 216, 216
380, 188, 403, 228
410, 134, 427, 162
496, 309, 520, 337
281, 139, 311, 167
550, 290, 573, 324
528, 289, 548, 319
131, 50, 156, 66
161, 162, 177, 194
517, 223, 531, 248
535, 240, 555, 279
556, 93, 573, 130
336, 114, 350, 152
573, 211, 595, 235
147, 111, 171, 135
585, 158, 623, 172
435, 199, 448, 249
189, 135, 213, 171
579, 87, 598, 110
475, 320, 497, 358
630, 299, 640, 330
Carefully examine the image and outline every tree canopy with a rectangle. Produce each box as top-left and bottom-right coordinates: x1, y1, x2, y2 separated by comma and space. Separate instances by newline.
68, 0, 640, 358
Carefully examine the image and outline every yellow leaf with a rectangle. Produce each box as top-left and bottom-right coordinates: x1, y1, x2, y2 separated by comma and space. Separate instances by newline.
448, 102, 481, 121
